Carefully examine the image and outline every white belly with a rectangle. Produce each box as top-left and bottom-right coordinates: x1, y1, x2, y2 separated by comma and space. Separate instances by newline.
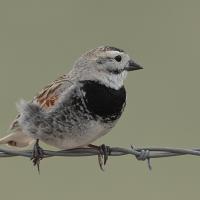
42, 120, 113, 149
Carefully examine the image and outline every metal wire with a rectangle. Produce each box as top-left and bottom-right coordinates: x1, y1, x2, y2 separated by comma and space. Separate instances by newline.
0, 145, 200, 170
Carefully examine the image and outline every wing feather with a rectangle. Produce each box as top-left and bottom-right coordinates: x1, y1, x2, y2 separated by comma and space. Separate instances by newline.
1, 73, 74, 147
10, 74, 73, 130
34, 74, 71, 108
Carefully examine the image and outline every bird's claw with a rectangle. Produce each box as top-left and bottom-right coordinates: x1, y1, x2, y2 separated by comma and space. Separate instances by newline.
88, 144, 111, 171
31, 139, 44, 173
97, 144, 111, 171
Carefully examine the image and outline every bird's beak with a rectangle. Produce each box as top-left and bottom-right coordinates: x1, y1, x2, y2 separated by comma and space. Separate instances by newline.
125, 59, 143, 71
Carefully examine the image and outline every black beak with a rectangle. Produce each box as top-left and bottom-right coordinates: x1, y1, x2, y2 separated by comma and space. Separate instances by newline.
126, 59, 143, 71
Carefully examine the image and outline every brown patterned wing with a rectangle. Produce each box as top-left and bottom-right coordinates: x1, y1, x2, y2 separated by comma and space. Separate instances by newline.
10, 74, 73, 130
3, 74, 74, 147
34, 74, 73, 109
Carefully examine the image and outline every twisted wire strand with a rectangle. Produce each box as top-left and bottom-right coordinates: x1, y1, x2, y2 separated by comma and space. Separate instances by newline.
0, 146, 200, 158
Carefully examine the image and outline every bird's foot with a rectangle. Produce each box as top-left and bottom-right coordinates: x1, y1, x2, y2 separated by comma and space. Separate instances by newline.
31, 139, 44, 173
88, 144, 111, 171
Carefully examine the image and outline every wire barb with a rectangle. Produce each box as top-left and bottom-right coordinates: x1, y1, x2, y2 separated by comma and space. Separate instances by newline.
131, 145, 152, 170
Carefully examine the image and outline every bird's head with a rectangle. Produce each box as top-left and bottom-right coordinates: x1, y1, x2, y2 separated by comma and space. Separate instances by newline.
73, 46, 143, 90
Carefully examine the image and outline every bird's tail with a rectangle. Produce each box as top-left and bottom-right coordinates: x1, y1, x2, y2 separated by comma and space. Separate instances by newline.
0, 130, 34, 147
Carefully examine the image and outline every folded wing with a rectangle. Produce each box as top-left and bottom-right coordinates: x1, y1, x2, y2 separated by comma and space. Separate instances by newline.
0, 74, 73, 147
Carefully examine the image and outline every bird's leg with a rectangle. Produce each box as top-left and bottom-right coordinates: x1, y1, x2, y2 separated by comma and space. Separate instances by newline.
31, 139, 44, 173
88, 144, 111, 171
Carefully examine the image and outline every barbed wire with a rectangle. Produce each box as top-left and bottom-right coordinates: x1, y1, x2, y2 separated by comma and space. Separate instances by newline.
0, 145, 200, 170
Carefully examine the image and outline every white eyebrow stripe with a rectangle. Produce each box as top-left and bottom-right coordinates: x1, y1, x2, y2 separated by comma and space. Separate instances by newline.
105, 51, 124, 57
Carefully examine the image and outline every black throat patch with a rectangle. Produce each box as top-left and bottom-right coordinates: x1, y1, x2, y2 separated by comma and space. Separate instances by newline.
80, 80, 126, 122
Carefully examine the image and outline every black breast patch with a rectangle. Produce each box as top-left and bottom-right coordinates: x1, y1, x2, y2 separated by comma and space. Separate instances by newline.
80, 80, 126, 122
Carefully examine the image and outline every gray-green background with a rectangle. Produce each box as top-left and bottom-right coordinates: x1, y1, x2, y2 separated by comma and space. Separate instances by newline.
0, 0, 200, 199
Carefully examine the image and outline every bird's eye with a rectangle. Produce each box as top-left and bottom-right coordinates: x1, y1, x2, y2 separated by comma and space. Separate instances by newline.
114, 55, 122, 62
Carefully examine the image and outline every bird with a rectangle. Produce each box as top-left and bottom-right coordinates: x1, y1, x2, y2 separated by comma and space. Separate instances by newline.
0, 46, 142, 170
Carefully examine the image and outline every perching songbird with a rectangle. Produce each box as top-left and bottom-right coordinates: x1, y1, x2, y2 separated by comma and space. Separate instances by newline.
0, 46, 142, 169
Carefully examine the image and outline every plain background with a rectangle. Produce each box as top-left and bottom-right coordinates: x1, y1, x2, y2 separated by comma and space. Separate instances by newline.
0, 0, 200, 199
